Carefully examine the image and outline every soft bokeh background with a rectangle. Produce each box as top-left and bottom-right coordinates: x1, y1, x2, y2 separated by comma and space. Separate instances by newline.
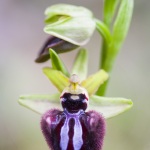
0, 0, 150, 150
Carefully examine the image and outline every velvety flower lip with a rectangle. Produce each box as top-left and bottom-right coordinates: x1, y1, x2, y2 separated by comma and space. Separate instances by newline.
35, 36, 78, 63
41, 109, 106, 150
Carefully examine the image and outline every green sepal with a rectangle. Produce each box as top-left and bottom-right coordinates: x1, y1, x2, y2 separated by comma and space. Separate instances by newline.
89, 95, 133, 119
81, 70, 109, 96
44, 17, 95, 46
18, 93, 60, 114
71, 49, 88, 81
43, 67, 69, 92
50, 49, 69, 77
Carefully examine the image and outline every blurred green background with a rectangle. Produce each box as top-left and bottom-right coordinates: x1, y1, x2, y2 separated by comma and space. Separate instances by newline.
0, 0, 150, 150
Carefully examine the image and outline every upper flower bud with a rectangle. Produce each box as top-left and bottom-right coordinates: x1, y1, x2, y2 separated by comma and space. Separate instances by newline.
44, 4, 96, 46
35, 36, 78, 63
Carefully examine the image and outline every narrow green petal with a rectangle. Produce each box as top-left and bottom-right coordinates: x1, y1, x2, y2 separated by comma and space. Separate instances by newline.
89, 95, 133, 119
71, 49, 88, 81
43, 67, 69, 92
18, 94, 61, 114
50, 49, 69, 77
45, 15, 70, 27
81, 70, 108, 96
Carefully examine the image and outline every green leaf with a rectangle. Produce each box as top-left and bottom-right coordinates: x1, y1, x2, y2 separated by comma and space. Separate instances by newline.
98, 0, 134, 96
18, 94, 60, 114
81, 70, 109, 96
43, 67, 69, 92
100, 0, 134, 72
50, 49, 69, 77
103, 0, 119, 27
95, 19, 112, 44
112, 0, 134, 51
89, 95, 133, 119
98, 0, 119, 73
71, 49, 88, 81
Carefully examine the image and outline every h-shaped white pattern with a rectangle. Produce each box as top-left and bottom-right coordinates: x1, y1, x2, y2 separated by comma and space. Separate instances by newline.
60, 110, 84, 150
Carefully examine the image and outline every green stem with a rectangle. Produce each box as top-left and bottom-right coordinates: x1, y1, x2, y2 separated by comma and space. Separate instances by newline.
96, 40, 115, 96
96, 78, 108, 96
96, 0, 133, 96
97, 23, 122, 95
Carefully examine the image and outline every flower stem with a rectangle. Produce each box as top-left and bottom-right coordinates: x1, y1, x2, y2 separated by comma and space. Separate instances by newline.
96, 0, 134, 96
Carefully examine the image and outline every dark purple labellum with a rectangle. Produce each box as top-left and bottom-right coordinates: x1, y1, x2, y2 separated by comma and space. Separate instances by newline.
41, 93, 106, 150
35, 36, 79, 63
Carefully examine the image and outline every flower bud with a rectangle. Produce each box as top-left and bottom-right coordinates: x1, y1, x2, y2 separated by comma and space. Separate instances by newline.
35, 36, 78, 63
44, 4, 96, 46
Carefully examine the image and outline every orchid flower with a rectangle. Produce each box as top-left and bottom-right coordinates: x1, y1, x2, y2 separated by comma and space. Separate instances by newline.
19, 49, 132, 119
19, 49, 132, 150
18, 1, 134, 149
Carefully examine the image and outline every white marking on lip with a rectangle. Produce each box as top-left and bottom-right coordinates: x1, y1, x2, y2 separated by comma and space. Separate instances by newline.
73, 117, 83, 150
71, 95, 79, 100
60, 110, 84, 150
60, 116, 69, 150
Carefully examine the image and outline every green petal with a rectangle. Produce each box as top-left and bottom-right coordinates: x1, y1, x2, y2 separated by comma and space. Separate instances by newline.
43, 67, 69, 92
44, 17, 95, 46
18, 94, 60, 114
81, 70, 108, 96
50, 49, 69, 77
71, 49, 88, 81
89, 95, 133, 119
